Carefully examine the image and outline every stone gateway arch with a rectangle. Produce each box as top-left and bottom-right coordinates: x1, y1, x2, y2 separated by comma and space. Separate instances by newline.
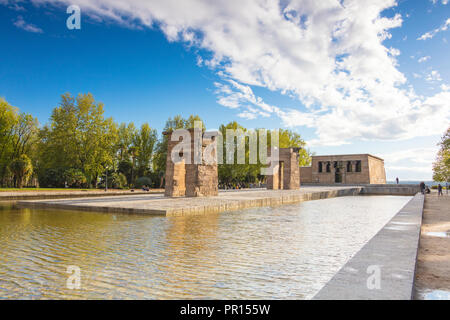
164, 130, 302, 197
266, 147, 301, 190
164, 129, 219, 197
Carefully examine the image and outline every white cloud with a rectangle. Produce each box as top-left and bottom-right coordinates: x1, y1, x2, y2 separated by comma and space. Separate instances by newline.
417, 18, 450, 40
382, 147, 438, 165
441, 83, 450, 91
30, 0, 450, 146
13, 15, 43, 33
382, 146, 439, 180
425, 70, 443, 82
418, 56, 431, 63
430, 0, 449, 5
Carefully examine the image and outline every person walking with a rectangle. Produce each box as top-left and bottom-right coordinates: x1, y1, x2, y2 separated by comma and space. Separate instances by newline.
446, 182, 449, 195
396, 177, 399, 184
438, 184, 443, 197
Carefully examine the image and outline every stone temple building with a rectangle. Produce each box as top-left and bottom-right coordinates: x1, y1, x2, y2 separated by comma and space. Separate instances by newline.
164, 129, 219, 197
300, 154, 386, 185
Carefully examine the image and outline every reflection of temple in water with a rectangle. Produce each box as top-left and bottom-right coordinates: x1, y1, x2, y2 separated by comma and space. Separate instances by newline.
159, 213, 220, 298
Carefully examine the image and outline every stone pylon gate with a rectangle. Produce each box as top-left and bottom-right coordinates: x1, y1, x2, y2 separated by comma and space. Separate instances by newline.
164, 129, 219, 197
266, 147, 301, 190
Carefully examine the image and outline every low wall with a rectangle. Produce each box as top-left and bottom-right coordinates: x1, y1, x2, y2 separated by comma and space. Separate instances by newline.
300, 184, 420, 196
360, 184, 420, 196
313, 193, 424, 300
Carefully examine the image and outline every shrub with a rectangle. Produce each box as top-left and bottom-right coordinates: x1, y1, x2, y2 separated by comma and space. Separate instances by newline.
37, 168, 66, 188
135, 176, 152, 189
118, 160, 132, 186
64, 169, 87, 188
111, 172, 128, 189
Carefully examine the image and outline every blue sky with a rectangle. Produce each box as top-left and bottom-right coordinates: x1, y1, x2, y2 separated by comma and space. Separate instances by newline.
1, 0, 449, 180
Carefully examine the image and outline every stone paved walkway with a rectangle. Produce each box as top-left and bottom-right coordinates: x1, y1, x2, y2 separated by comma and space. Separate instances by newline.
414, 191, 450, 299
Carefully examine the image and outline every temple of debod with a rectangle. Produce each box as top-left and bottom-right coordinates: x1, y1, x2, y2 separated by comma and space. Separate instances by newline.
15, 133, 425, 300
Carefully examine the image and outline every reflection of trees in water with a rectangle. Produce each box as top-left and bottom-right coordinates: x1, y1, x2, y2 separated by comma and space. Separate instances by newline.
0, 204, 134, 298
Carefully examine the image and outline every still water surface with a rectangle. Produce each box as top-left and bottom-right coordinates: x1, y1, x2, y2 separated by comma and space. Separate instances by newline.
0, 196, 411, 299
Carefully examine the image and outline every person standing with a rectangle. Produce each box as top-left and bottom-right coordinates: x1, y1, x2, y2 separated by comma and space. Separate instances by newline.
446, 182, 449, 195
438, 184, 443, 197
420, 182, 425, 194
396, 177, 399, 184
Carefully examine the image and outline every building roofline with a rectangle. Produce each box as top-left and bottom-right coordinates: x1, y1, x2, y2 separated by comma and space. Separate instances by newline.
311, 154, 384, 161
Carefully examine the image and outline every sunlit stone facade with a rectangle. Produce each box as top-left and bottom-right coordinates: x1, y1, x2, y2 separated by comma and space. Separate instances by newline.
300, 154, 386, 185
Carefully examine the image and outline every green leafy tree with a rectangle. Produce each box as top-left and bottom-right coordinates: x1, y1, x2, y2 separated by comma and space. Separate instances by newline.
0, 98, 18, 185
278, 129, 312, 167
134, 123, 158, 177
116, 122, 136, 162
0, 98, 38, 187
433, 127, 450, 182
38, 93, 118, 187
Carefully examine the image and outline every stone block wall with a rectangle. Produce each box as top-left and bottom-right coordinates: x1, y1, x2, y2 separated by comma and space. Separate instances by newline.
185, 135, 219, 197
368, 156, 387, 184
164, 133, 186, 197
267, 148, 301, 190
164, 130, 218, 198
307, 154, 386, 185
300, 166, 313, 183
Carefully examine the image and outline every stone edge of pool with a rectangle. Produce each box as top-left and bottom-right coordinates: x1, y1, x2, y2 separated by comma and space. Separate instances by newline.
0, 190, 164, 200
16, 187, 363, 216
313, 192, 424, 300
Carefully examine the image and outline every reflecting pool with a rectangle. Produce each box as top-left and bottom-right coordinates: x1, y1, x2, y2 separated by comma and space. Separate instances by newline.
0, 195, 411, 299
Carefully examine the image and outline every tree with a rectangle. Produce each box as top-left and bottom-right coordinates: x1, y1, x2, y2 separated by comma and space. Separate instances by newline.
433, 127, 450, 182
38, 93, 118, 187
0, 98, 18, 185
278, 129, 312, 167
133, 123, 158, 177
116, 122, 136, 162
0, 98, 38, 187
218, 121, 259, 184
153, 115, 203, 174
9, 154, 33, 188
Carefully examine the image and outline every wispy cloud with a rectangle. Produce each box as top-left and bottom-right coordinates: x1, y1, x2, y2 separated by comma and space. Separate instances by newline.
418, 56, 431, 63
426, 70, 443, 82
430, 0, 449, 5
13, 16, 43, 33
417, 18, 450, 40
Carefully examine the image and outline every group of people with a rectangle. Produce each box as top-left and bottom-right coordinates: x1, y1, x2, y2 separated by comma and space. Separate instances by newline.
419, 181, 448, 196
